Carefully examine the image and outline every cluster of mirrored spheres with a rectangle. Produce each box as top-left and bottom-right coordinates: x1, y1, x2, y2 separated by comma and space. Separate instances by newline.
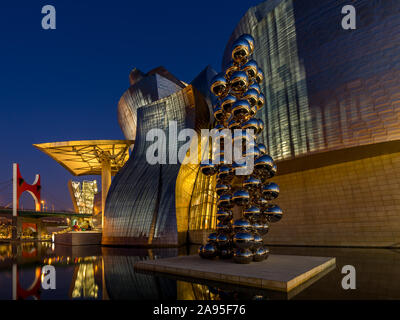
199, 34, 283, 264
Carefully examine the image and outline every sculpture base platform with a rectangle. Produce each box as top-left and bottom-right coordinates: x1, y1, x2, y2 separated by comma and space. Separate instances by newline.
53, 231, 102, 246
134, 254, 336, 292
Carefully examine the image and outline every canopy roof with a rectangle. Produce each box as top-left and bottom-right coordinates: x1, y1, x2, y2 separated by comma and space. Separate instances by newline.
33, 140, 134, 176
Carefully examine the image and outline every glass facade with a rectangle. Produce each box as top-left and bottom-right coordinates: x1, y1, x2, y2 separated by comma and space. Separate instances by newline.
69, 180, 98, 214
222, 0, 400, 161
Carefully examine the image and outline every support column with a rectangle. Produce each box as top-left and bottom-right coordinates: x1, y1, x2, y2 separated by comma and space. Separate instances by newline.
13, 163, 17, 217
101, 160, 112, 229
12, 264, 17, 300
12, 217, 17, 240
12, 164, 19, 239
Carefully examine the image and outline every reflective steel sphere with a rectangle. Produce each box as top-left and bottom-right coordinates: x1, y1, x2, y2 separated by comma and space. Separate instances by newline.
257, 197, 268, 208
242, 60, 258, 79
220, 95, 236, 113
243, 146, 261, 159
216, 233, 230, 247
213, 104, 226, 122
239, 34, 255, 54
207, 232, 218, 244
257, 118, 264, 135
232, 99, 251, 119
250, 104, 257, 117
219, 248, 233, 259
243, 176, 261, 191
254, 154, 274, 173
215, 154, 230, 166
242, 89, 259, 107
232, 162, 247, 175
252, 222, 263, 234
258, 222, 269, 236
199, 242, 218, 259
231, 39, 251, 63
256, 68, 264, 83
216, 183, 231, 196
198, 245, 204, 257
262, 182, 279, 200
215, 155, 229, 166
257, 143, 267, 155
210, 73, 228, 97
200, 161, 217, 176
224, 60, 239, 79
269, 163, 277, 178
265, 204, 283, 223
232, 189, 250, 206
257, 93, 265, 111
253, 234, 263, 249
228, 118, 241, 129
261, 162, 277, 179
233, 218, 252, 232
233, 129, 253, 145
216, 221, 232, 233
243, 206, 261, 220
217, 194, 233, 208
230, 71, 249, 93
241, 118, 259, 132
253, 246, 269, 262
212, 130, 229, 150
217, 165, 233, 182
248, 82, 261, 94
216, 209, 233, 222
233, 232, 254, 249
233, 248, 253, 264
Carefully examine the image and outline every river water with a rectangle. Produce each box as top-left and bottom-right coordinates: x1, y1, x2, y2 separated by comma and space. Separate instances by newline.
0, 242, 399, 300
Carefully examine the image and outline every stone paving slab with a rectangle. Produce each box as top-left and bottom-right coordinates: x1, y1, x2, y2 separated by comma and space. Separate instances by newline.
134, 254, 336, 292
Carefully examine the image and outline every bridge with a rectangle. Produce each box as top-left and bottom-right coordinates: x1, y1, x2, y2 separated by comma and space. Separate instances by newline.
0, 208, 92, 219
0, 163, 93, 240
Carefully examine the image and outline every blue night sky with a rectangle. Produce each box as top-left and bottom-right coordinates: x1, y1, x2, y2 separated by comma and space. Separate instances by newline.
0, 0, 261, 210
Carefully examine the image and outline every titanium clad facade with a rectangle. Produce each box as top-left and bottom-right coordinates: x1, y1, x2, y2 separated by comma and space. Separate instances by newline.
212, 0, 400, 247
118, 67, 185, 141
222, 0, 400, 161
190, 65, 218, 118
103, 78, 211, 246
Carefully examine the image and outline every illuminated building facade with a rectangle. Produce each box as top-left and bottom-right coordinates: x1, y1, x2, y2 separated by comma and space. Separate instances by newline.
94, 0, 400, 247
68, 180, 98, 214
103, 66, 217, 246
219, 0, 400, 246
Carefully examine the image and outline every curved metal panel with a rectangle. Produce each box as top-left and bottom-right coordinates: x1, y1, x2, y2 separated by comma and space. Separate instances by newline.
104, 84, 210, 246
222, 0, 400, 161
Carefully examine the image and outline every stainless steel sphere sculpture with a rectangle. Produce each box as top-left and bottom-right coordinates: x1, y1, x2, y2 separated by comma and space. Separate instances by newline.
199, 34, 283, 264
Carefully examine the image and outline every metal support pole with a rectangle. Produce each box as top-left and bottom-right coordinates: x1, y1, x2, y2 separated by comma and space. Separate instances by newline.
12, 163, 17, 217
101, 160, 112, 229
12, 264, 17, 300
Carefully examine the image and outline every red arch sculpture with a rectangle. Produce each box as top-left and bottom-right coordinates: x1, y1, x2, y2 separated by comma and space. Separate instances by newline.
12, 265, 42, 300
12, 163, 41, 216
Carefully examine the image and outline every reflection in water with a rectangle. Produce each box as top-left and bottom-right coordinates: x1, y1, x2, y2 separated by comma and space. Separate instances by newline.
0, 242, 400, 300
177, 282, 269, 300
13, 265, 42, 300
102, 248, 178, 300
70, 258, 100, 299
177, 282, 219, 300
